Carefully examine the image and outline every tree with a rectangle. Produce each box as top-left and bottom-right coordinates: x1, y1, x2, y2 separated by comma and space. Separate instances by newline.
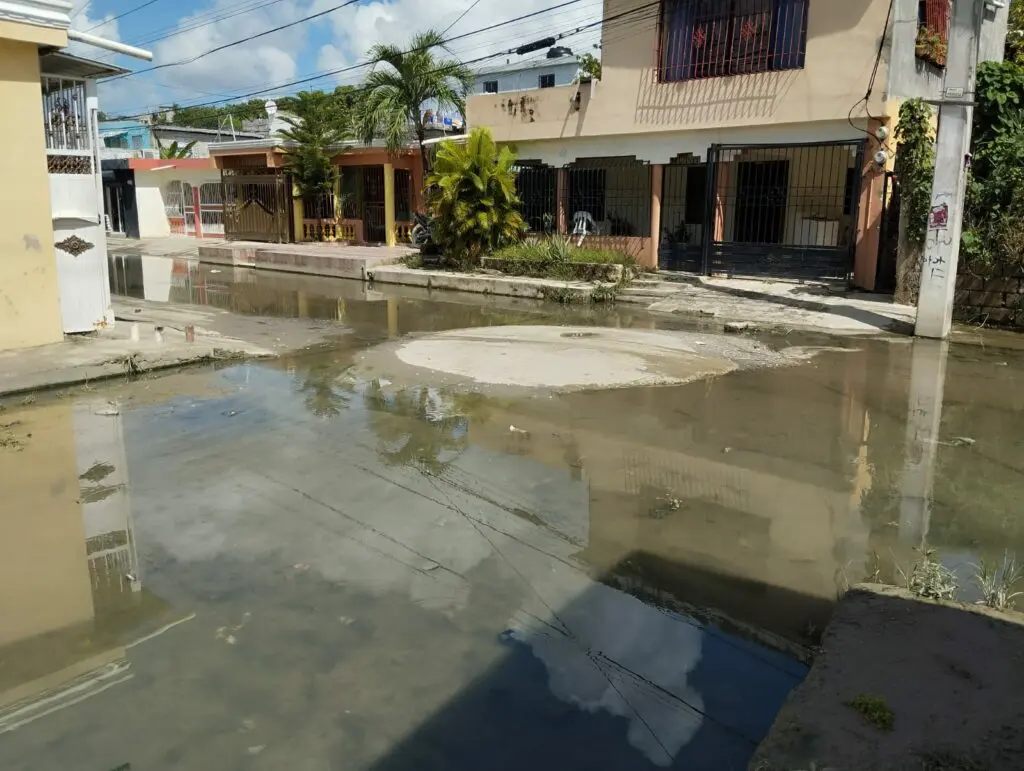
279, 90, 349, 202
357, 29, 473, 175
1008, 0, 1024, 64
426, 128, 525, 268
156, 138, 198, 159
576, 53, 602, 81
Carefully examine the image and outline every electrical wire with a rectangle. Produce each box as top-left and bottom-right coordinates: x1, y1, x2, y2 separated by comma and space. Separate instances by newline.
847, 0, 895, 139
107, 0, 364, 81
441, 0, 484, 36
81, 0, 166, 33
107, 0, 627, 118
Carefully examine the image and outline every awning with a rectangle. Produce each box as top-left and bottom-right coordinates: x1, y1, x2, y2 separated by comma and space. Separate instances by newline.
99, 129, 129, 139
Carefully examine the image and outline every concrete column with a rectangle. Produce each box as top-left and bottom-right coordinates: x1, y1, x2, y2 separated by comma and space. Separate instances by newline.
332, 173, 342, 222
853, 123, 884, 290
387, 298, 399, 339
291, 182, 304, 242
898, 339, 949, 548
556, 169, 568, 234
713, 161, 729, 242
192, 186, 204, 239
648, 164, 663, 271
384, 163, 397, 247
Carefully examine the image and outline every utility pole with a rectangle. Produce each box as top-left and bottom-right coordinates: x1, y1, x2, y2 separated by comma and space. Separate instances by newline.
914, 0, 986, 338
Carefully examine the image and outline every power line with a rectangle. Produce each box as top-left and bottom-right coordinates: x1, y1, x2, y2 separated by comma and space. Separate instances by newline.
442, 0, 483, 36
82, 0, 165, 33
108, 0, 364, 81
110, 0, 604, 116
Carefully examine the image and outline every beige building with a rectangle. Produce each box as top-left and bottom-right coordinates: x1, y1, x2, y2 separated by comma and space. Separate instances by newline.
467, 0, 1002, 290
0, 0, 150, 352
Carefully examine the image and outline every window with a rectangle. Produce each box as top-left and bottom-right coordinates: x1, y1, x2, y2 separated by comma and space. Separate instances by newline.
539, 73, 556, 88
131, 135, 143, 150
916, 0, 949, 66
483, 80, 499, 93
659, 0, 808, 82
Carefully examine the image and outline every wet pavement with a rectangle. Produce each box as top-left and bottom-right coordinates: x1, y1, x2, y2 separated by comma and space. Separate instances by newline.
1, 255, 1023, 770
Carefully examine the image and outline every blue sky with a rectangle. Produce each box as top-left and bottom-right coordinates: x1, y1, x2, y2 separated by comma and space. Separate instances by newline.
69, 0, 606, 117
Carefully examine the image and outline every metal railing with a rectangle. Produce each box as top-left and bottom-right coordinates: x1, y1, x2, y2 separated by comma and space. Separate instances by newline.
42, 76, 91, 152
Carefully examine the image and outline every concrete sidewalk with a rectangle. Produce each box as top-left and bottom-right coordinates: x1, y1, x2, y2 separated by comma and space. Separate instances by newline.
623, 277, 917, 335
0, 300, 276, 399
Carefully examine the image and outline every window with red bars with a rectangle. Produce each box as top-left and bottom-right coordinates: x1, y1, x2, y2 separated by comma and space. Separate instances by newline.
916, 0, 950, 66
658, 0, 808, 83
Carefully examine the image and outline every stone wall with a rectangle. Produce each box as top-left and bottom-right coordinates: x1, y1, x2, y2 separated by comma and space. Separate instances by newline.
954, 265, 1024, 327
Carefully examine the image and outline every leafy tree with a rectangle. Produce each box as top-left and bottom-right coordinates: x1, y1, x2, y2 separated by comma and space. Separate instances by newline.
279, 90, 349, 201
576, 53, 602, 81
1007, 0, 1024, 64
357, 29, 473, 174
156, 138, 197, 159
426, 128, 525, 268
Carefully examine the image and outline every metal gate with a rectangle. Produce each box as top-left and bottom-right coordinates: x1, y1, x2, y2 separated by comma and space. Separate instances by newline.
660, 155, 707, 271
703, 140, 866, 281
222, 169, 290, 242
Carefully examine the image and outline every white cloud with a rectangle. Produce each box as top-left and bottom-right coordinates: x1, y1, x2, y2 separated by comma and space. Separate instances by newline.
98, 0, 606, 116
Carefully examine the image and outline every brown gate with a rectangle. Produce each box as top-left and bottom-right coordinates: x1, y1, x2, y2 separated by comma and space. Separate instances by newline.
222, 169, 290, 242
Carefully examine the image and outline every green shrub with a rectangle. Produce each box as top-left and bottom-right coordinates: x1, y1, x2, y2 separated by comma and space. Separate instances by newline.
426, 128, 525, 269
492, 236, 634, 266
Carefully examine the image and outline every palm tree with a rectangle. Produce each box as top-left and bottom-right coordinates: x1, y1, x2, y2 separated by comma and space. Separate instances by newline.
156, 138, 197, 159
357, 29, 473, 175
279, 90, 351, 203
427, 128, 525, 268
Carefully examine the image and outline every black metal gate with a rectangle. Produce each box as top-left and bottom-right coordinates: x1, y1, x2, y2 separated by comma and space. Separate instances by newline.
703, 140, 866, 281
222, 169, 290, 242
660, 155, 707, 271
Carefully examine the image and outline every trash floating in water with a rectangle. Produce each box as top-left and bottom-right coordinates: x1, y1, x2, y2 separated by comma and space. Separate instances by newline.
509, 424, 529, 435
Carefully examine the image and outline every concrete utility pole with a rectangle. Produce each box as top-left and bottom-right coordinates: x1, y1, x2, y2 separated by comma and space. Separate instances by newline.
914, 0, 986, 338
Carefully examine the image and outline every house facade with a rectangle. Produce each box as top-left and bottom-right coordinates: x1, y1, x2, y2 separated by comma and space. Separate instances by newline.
0, 0, 149, 350
466, 0, 1006, 289
473, 49, 581, 95
208, 138, 424, 246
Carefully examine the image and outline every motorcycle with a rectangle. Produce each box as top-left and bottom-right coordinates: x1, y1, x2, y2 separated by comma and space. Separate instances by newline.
410, 212, 442, 266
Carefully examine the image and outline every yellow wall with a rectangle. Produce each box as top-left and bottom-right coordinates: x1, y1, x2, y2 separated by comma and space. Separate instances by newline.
0, 37, 64, 350
469, 0, 892, 144
0, 19, 67, 47
0, 403, 94, 648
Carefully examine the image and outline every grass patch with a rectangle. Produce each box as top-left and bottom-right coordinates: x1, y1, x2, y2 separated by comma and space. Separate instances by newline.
492, 235, 635, 267
974, 551, 1024, 610
898, 547, 959, 601
845, 693, 894, 732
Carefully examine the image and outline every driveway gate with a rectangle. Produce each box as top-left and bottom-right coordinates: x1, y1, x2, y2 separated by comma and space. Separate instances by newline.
222, 169, 290, 242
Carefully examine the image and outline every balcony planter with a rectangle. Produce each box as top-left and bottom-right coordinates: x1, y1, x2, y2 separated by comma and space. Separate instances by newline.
915, 27, 947, 67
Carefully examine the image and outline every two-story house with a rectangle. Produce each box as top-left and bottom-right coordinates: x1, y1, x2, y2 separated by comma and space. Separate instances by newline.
473, 47, 582, 95
467, 0, 1007, 290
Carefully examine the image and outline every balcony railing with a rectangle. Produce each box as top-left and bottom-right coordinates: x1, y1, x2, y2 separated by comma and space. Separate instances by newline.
42, 76, 91, 152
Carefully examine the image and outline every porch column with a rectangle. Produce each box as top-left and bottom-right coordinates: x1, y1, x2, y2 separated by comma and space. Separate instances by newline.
853, 120, 885, 290
332, 173, 342, 223
192, 186, 203, 239
384, 162, 397, 247
648, 164, 663, 271
291, 182, 304, 242
556, 169, 568, 234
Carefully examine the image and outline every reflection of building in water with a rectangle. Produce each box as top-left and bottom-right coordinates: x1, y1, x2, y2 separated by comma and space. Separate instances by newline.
468, 349, 882, 640
0, 401, 174, 729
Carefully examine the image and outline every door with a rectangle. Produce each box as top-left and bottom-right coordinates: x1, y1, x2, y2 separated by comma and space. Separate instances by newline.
54, 218, 112, 333
734, 160, 788, 244
363, 166, 386, 242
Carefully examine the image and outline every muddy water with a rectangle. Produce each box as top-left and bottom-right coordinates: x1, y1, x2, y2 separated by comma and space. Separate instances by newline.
0, 256, 1021, 770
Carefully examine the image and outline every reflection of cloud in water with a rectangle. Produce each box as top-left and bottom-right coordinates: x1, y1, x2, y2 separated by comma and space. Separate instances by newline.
504, 582, 705, 767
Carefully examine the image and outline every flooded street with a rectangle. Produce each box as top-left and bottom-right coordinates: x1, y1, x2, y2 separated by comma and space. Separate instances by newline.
2, 255, 1023, 770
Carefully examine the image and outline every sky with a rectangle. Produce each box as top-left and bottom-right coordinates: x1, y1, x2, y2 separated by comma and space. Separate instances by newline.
69, 0, 612, 118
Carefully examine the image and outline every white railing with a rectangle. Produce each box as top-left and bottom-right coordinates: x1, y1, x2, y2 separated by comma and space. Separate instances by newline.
99, 147, 162, 160
42, 76, 91, 152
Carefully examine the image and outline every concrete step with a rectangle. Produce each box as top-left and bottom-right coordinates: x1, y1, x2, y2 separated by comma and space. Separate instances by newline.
618, 285, 681, 298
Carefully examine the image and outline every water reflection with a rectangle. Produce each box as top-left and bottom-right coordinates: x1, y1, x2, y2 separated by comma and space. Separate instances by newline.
0, 400, 183, 735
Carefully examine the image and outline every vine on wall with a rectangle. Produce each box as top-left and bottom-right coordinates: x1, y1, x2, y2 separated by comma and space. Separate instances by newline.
894, 99, 935, 249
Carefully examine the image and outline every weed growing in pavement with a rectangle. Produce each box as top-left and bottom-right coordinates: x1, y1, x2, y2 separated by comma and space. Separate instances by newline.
845, 693, 894, 732
973, 551, 1024, 610
897, 547, 959, 601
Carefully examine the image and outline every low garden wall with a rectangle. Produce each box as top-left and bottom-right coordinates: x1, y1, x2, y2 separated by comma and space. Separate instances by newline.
954, 264, 1024, 327
480, 257, 625, 282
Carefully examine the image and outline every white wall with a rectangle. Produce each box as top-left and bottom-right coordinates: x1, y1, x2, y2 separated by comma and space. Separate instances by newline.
133, 168, 220, 239
473, 61, 579, 94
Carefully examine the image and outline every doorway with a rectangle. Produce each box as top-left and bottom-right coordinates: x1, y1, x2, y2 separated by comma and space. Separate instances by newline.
734, 160, 789, 244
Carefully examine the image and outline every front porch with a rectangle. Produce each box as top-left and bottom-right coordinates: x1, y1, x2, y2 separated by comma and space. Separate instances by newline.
210, 142, 424, 248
